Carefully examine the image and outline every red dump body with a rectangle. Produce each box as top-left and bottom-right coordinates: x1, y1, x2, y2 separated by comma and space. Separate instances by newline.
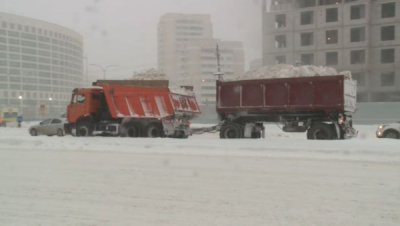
217, 75, 357, 114
97, 84, 200, 119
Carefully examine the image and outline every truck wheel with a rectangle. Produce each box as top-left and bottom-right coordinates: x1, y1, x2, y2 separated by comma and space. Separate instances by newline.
173, 131, 188, 139
145, 123, 164, 138
383, 130, 399, 139
220, 123, 243, 139
30, 129, 38, 136
251, 131, 261, 139
307, 123, 334, 140
77, 122, 93, 137
123, 122, 142, 138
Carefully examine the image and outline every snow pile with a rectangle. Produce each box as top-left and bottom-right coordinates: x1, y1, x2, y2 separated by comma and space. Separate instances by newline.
132, 68, 168, 80
169, 85, 195, 96
238, 64, 352, 80
131, 68, 194, 96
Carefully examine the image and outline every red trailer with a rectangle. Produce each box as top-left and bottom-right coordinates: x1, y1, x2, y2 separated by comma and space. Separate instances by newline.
65, 80, 200, 138
212, 75, 357, 140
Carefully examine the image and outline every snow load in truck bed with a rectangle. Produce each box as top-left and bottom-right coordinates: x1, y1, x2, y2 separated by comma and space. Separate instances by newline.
237, 64, 352, 81
132, 68, 194, 96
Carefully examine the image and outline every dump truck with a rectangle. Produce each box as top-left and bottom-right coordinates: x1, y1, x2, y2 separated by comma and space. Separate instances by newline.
64, 80, 200, 138
193, 75, 357, 140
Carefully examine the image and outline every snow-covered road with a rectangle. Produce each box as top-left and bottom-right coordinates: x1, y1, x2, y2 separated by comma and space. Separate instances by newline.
0, 124, 399, 225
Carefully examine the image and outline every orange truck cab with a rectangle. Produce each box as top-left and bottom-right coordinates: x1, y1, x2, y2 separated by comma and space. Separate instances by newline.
65, 80, 200, 138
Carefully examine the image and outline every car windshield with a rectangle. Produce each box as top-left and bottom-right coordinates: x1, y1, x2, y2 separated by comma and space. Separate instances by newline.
41, 119, 51, 125
1, 1, 400, 226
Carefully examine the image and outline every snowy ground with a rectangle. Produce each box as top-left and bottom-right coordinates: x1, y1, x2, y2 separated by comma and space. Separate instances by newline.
0, 123, 399, 226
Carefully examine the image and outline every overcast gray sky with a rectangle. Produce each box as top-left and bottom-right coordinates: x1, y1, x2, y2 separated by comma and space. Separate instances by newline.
0, 0, 262, 79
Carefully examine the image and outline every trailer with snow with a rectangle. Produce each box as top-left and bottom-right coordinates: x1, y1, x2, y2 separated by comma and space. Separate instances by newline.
194, 75, 358, 140
64, 80, 200, 138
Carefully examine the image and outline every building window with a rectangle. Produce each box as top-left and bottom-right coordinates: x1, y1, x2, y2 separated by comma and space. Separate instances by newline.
350, 27, 365, 42
352, 72, 366, 86
382, 2, 396, 18
326, 30, 338, 44
326, 52, 338, 65
10, 23, 15, 29
350, 50, 365, 64
275, 35, 286, 48
381, 72, 395, 86
326, 8, 338, 23
301, 11, 314, 25
275, 14, 286, 28
18, 24, 22, 31
381, 26, 395, 41
301, 53, 314, 65
1, 22, 6, 28
381, 49, 395, 64
275, 55, 286, 64
301, 32, 314, 46
298, 0, 316, 8
350, 4, 366, 20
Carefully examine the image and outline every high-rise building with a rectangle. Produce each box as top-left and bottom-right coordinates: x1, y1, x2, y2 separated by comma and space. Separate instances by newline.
158, 13, 245, 105
262, 0, 400, 102
249, 58, 263, 71
181, 38, 245, 105
0, 12, 84, 119
158, 13, 213, 83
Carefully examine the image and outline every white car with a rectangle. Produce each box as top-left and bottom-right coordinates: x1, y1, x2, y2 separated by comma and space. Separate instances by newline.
29, 118, 67, 136
376, 122, 400, 139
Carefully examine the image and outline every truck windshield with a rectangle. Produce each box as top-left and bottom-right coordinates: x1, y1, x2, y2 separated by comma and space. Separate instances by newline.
72, 94, 85, 104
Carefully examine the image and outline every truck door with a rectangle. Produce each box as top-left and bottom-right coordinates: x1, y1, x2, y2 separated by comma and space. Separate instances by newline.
67, 94, 86, 123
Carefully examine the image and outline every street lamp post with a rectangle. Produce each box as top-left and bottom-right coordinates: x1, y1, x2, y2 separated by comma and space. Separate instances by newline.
89, 64, 119, 80
18, 95, 23, 115
49, 97, 52, 117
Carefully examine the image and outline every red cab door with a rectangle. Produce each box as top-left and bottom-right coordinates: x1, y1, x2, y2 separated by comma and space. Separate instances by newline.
67, 94, 86, 123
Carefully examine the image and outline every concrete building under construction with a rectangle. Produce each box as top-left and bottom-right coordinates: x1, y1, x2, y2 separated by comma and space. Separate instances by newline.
262, 0, 400, 102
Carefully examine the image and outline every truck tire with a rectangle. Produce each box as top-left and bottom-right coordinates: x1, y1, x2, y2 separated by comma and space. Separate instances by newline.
307, 123, 334, 140
251, 131, 261, 139
77, 122, 93, 137
122, 122, 142, 138
220, 123, 243, 139
145, 123, 164, 138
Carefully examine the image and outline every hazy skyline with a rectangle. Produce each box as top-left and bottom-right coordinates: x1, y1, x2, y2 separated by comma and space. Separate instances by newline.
0, 0, 262, 80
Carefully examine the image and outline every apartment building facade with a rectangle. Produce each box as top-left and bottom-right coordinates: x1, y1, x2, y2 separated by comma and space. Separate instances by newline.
0, 12, 84, 118
158, 13, 245, 105
158, 13, 213, 84
262, 0, 400, 102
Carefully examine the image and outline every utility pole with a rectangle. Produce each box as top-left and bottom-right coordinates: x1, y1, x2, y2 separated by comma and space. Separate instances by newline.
214, 44, 223, 81
89, 64, 119, 80
216, 44, 221, 73
84, 55, 89, 87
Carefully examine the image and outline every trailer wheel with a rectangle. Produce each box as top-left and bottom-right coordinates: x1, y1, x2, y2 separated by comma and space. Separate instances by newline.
123, 122, 142, 138
77, 122, 93, 137
251, 131, 261, 139
307, 123, 334, 140
145, 123, 164, 138
220, 123, 243, 139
